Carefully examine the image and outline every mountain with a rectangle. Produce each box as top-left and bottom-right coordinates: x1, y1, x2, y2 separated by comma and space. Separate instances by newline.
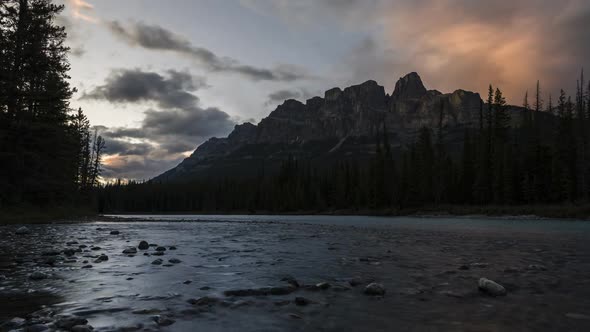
154, 73, 504, 182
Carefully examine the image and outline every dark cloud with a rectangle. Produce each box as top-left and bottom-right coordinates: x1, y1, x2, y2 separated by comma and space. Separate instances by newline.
265, 88, 315, 106
107, 21, 310, 82
89, 69, 237, 180
82, 69, 207, 109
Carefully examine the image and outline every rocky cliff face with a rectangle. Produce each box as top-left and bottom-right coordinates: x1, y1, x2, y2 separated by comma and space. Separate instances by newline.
155, 73, 483, 181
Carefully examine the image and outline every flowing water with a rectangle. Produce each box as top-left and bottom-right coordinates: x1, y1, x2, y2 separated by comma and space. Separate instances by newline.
1, 215, 590, 331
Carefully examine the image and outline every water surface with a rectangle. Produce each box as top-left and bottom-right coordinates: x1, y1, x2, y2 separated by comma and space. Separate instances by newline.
1, 215, 589, 331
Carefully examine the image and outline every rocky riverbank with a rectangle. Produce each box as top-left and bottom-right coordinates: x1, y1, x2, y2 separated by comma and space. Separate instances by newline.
1, 217, 590, 331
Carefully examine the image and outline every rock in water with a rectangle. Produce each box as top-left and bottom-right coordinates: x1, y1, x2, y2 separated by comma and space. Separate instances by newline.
478, 278, 507, 296
3, 317, 26, 329
24, 324, 50, 332
56, 316, 88, 329
122, 247, 137, 255
94, 255, 109, 263
15, 226, 31, 235
138, 241, 149, 250
152, 315, 175, 327
364, 283, 386, 296
152, 259, 163, 265
71, 325, 94, 332
295, 297, 313, 306
155, 246, 167, 252
110, 230, 120, 235
29, 272, 48, 280
169, 258, 181, 264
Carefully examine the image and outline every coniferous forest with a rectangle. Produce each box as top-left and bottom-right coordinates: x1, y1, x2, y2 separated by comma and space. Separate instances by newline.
100, 79, 590, 214
0, 0, 104, 216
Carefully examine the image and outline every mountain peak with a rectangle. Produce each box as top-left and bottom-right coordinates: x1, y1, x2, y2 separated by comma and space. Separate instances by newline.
392, 72, 427, 100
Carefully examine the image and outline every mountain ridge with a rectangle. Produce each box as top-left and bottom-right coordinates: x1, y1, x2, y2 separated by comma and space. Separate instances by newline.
154, 73, 492, 182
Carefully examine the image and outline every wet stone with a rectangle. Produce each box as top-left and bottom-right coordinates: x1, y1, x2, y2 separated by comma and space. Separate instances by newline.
122, 247, 137, 255
152, 252, 164, 256
295, 297, 313, 306
281, 276, 300, 288
152, 315, 175, 327
82, 265, 93, 269
94, 255, 108, 263
71, 325, 94, 332
3, 317, 26, 329
56, 316, 88, 329
155, 246, 167, 252
315, 282, 331, 290
138, 241, 150, 250
478, 278, 507, 296
151, 259, 163, 265
29, 271, 49, 280
169, 246, 177, 250
168, 258, 181, 264
364, 283, 386, 296
187, 296, 219, 306
15, 226, 31, 235
41, 250, 61, 256
25, 324, 50, 332
110, 230, 120, 235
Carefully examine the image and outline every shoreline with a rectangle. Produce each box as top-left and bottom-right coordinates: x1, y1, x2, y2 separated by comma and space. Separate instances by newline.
2, 204, 589, 224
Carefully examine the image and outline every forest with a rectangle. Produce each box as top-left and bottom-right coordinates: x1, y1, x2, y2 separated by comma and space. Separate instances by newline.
100, 79, 590, 214
0, 0, 104, 216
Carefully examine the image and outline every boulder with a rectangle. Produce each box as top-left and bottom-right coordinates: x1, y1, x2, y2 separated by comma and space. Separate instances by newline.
138, 241, 149, 250
478, 278, 507, 296
122, 247, 137, 255
364, 283, 386, 296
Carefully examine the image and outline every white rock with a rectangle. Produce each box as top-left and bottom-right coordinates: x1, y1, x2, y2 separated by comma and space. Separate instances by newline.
478, 278, 507, 296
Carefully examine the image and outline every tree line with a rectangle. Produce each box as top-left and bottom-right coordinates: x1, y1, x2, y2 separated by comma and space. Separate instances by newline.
100, 74, 590, 213
0, 0, 104, 212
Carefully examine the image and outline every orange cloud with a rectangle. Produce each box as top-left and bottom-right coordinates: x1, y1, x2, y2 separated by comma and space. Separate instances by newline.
69, 0, 97, 23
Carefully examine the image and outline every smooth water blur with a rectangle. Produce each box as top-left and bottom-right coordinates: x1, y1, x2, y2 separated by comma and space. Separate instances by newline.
106, 214, 590, 233
1, 216, 590, 331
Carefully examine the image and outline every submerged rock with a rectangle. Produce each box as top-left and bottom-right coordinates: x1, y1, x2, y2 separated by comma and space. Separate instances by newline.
156, 246, 167, 252
29, 271, 48, 280
364, 283, 386, 296
71, 325, 94, 332
110, 230, 120, 235
478, 278, 507, 296
122, 247, 137, 255
152, 315, 175, 327
295, 297, 313, 306
25, 324, 50, 332
187, 296, 219, 306
56, 316, 88, 329
15, 226, 31, 235
315, 282, 331, 290
151, 259, 163, 265
3, 317, 26, 329
94, 255, 108, 263
168, 258, 181, 264
138, 241, 150, 250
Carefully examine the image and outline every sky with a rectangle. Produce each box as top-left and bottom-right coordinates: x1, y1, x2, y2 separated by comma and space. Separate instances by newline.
56, 0, 590, 180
